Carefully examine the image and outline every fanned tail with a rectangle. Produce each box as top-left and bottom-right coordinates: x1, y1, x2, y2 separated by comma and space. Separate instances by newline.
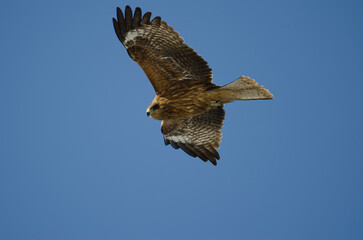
208, 76, 274, 103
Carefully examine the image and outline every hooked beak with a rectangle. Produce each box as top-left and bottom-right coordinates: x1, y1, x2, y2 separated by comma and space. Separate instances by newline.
146, 111, 150, 117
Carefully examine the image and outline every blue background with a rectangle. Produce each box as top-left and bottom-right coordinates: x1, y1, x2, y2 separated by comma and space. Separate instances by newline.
1, 0, 362, 239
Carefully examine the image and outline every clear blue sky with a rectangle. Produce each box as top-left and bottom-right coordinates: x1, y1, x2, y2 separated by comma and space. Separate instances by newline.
1, 0, 362, 239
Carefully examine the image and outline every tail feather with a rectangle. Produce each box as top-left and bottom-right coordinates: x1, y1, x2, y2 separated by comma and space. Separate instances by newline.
209, 76, 273, 103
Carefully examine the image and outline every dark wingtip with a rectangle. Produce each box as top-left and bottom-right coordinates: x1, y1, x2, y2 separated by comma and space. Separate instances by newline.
141, 12, 152, 24
113, 18, 124, 42
170, 141, 180, 149
177, 143, 198, 158
201, 147, 218, 166
134, 7, 142, 27
114, 6, 158, 45
164, 137, 170, 146
124, 6, 133, 31
207, 146, 220, 160
185, 144, 209, 163
151, 16, 161, 25
164, 140, 220, 165
116, 7, 126, 37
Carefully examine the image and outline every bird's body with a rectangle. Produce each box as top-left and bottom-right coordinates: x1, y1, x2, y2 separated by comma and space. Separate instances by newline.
147, 82, 218, 120
113, 6, 273, 165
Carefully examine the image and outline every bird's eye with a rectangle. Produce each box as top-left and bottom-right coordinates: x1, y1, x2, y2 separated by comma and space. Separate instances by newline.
152, 104, 160, 110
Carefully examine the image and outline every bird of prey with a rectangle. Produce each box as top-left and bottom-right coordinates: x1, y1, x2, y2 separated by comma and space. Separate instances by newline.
112, 6, 273, 165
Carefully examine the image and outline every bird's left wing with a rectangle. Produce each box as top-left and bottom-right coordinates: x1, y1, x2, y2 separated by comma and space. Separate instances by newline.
162, 107, 225, 166
112, 6, 214, 96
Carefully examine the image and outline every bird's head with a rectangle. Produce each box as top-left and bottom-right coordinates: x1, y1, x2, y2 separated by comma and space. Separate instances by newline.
146, 103, 164, 120
147, 96, 170, 120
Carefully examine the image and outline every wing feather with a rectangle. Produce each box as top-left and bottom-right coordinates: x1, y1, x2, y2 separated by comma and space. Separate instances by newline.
177, 143, 198, 158
133, 7, 142, 27
116, 7, 126, 37
125, 6, 133, 31
162, 107, 225, 165
170, 141, 179, 150
113, 6, 213, 96
186, 144, 209, 163
141, 12, 151, 24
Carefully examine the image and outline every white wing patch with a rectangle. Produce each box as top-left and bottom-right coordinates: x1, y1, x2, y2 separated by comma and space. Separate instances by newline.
124, 29, 145, 44
168, 135, 191, 143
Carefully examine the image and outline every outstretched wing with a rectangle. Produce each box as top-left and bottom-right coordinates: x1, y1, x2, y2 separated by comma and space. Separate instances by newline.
112, 6, 213, 96
162, 107, 225, 166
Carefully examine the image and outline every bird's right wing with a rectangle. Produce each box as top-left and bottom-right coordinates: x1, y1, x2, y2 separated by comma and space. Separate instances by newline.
113, 6, 214, 96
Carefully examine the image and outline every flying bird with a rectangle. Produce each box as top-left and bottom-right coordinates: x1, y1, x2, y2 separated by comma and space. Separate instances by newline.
112, 6, 273, 165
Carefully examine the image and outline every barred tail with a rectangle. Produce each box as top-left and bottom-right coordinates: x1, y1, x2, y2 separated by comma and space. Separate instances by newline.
209, 76, 274, 103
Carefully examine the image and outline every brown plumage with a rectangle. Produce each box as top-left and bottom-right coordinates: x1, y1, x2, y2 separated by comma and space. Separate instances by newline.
113, 6, 273, 165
